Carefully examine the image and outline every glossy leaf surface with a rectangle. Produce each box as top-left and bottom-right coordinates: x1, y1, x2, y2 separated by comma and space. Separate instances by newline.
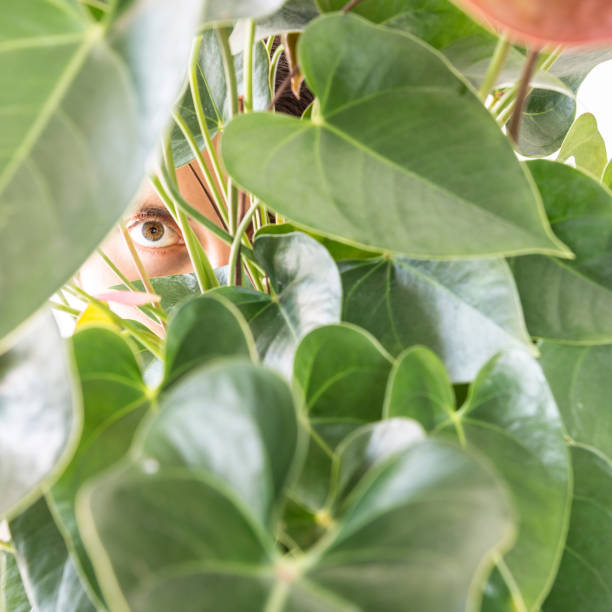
557, 113, 607, 180
340, 256, 534, 382
513, 161, 612, 343
0, 312, 78, 520
172, 29, 270, 166
163, 294, 256, 387
48, 327, 149, 604
0, 0, 206, 341
10, 498, 96, 611
223, 14, 567, 258
213, 232, 341, 377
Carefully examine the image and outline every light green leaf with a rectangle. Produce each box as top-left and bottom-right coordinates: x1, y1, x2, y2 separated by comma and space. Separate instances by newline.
48, 326, 149, 605
163, 294, 257, 387
543, 446, 612, 611
0, 0, 207, 341
0, 311, 79, 520
340, 256, 535, 382
202, 0, 287, 22
213, 231, 342, 378
442, 351, 571, 611
513, 160, 612, 343
383, 346, 455, 430
172, 29, 271, 166
557, 113, 608, 180
222, 14, 568, 258
0, 551, 32, 612
540, 342, 612, 461
9, 498, 96, 611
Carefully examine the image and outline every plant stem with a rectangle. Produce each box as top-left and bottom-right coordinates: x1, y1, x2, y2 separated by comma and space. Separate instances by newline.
478, 35, 510, 102
49, 301, 81, 317
189, 35, 227, 192
119, 220, 156, 296
217, 27, 239, 119
229, 200, 261, 286
268, 65, 299, 111
269, 44, 284, 94
508, 48, 540, 143
244, 19, 256, 112
172, 111, 229, 226
342, 0, 367, 12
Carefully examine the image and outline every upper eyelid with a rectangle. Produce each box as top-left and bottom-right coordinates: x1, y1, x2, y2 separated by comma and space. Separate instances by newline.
126, 208, 182, 235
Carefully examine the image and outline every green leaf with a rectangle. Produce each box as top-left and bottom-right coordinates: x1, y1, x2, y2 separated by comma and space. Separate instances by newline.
0, 551, 31, 612
340, 256, 535, 382
202, 0, 287, 22
77, 360, 298, 611
441, 351, 571, 611
223, 14, 567, 257
9, 498, 96, 611
513, 160, 612, 343
48, 326, 149, 605
213, 231, 342, 377
172, 29, 271, 166
383, 346, 455, 430
544, 446, 612, 611
290, 324, 393, 509
0, 0, 207, 341
0, 311, 79, 520
557, 113, 608, 180
163, 294, 257, 387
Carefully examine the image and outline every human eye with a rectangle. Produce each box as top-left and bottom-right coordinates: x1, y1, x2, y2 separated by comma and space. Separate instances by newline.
126, 209, 184, 249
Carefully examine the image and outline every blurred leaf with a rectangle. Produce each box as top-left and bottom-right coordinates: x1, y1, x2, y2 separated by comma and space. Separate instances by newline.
223, 14, 568, 258
0, 0, 206, 341
340, 256, 534, 383
163, 294, 257, 387
202, 0, 287, 22
213, 232, 341, 378
48, 327, 149, 605
544, 446, 612, 611
9, 498, 96, 611
172, 30, 270, 166
0, 551, 31, 612
0, 311, 79, 520
557, 113, 607, 179
513, 160, 612, 343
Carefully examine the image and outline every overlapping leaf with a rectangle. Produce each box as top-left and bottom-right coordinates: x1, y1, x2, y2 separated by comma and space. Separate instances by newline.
0, 551, 31, 612
213, 231, 341, 378
0, 0, 207, 341
557, 113, 608, 179
340, 256, 534, 382
513, 160, 612, 343
223, 14, 568, 258
0, 311, 79, 520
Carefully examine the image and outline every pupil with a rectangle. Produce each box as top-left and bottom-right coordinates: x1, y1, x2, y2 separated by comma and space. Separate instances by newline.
142, 221, 164, 242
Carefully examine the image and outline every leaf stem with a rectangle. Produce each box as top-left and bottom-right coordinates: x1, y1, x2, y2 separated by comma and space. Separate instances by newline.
229, 200, 261, 285
508, 48, 540, 143
244, 19, 256, 112
217, 26, 239, 119
478, 35, 510, 102
48, 301, 81, 317
269, 44, 284, 94
342, 0, 367, 13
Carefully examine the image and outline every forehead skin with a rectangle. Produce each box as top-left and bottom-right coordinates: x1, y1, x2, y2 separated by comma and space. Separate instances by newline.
79, 160, 230, 296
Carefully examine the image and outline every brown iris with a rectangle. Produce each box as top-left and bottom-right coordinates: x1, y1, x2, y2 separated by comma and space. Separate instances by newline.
141, 221, 165, 242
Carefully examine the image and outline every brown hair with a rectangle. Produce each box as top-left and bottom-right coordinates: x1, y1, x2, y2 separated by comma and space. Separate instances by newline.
272, 38, 314, 117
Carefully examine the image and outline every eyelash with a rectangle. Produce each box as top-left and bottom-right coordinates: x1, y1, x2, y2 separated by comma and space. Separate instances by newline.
126, 212, 184, 249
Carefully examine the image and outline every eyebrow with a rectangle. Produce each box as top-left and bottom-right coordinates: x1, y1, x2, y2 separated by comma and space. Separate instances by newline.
130, 205, 176, 222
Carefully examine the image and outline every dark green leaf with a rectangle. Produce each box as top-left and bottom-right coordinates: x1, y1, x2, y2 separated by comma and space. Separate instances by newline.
0, 311, 79, 520
0, 0, 206, 340
223, 14, 568, 258
48, 326, 149, 605
10, 498, 96, 611
513, 160, 612, 343
557, 113, 607, 180
544, 446, 612, 611
213, 231, 341, 377
172, 30, 270, 166
163, 294, 257, 387
340, 256, 534, 382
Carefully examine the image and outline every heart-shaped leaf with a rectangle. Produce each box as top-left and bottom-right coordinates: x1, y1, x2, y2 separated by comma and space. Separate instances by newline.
48, 327, 150, 604
340, 256, 534, 382
172, 28, 271, 166
544, 446, 612, 611
0, 311, 79, 520
0, 0, 207, 341
9, 498, 96, 611
213, 231, 342, 378
513, 160, 612, 343
163, 294, 257, 387
557, 113, 607, 179
222, 14, 568, 258
540, 342, 612, 460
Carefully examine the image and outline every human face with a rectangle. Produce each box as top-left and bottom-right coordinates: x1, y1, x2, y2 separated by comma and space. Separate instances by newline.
79, 160, 230, 296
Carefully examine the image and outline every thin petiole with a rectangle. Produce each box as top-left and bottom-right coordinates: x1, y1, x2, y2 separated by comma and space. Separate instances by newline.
478, 34, 510, 102
229, 200, 261, 286
269, 44, 284, 94
243, 19, 256, 112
